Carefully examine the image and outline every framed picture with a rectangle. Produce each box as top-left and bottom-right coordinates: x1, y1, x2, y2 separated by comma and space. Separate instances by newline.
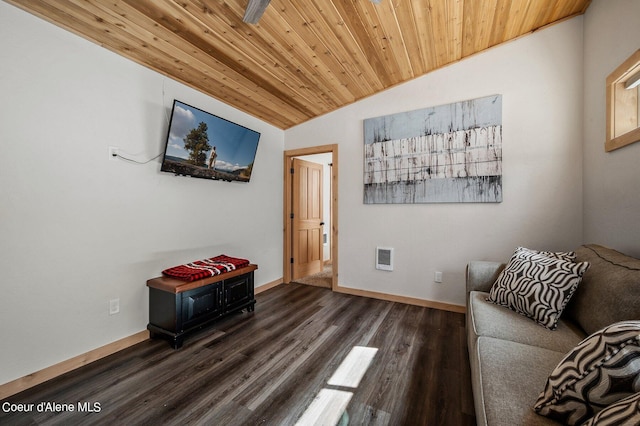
364, 95, 502, 204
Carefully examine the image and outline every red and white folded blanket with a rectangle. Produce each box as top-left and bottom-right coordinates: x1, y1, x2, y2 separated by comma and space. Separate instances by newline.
162, 254, 250, 282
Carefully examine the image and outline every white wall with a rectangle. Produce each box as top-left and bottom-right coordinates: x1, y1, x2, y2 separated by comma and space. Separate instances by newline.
583, 0, 640, 257
285, 18, 585, 307
0, 2, 283, 386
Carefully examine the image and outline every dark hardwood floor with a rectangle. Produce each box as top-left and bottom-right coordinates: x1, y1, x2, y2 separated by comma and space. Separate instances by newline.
0, 283, 475, 425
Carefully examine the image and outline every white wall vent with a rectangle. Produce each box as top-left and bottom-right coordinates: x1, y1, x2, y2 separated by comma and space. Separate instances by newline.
376, 247, 394, 271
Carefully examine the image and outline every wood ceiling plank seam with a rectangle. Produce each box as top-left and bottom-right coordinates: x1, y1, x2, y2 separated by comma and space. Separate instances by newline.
237, 10, 356, 112
460, 0, 477, 58
18, 2, 290, 129
121, 0, 317, 119
182, 0, 333, 115
356, 0, 409, 85
84, 0, 307, 125
290, 1, 367, 103
431, 0, 464, 69
543, 0, 586, 29
474, 0, 500, 52
390, 0, 427, 76
327, 4, 391, 94
428, 0, 450, 69
372, 0, 417, 80
536, 1, 560, 29
247, 27, 359, 111
428, 0, 451, 69
501, 0, 527, 39
260, 8, 376, 107
319, 2, 389, 93
263, 0, 364, 106
537, 1, 591, 33
282, 0, 372, 102
316, 0, 392, 97
305, 0, 386, 95
518, 0, 543, 37
86, 2, 237, 78
329, 0, 398, 88
93, 4, 305, 127
526, 0, 579, 35
57, 0, 303, 127
487, 0, 513, 48
155, 0, 323, 116
446, 0, 464, 65
360, 0, 410, 84
420, 0, 462, 72
265, 0, 342, 91
410, 0, 439, 72
546, 0, 573, 23
555, 0, 589, 22
250, 16, 350, 112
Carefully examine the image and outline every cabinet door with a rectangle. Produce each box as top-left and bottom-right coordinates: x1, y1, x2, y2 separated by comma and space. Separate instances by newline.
181, 283, 222, 330
223, 274, 253, 312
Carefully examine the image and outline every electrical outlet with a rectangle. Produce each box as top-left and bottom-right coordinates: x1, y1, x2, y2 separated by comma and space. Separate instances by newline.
434, 271, 443, 283
108, 146, 119, 160
109, 298, 120, 315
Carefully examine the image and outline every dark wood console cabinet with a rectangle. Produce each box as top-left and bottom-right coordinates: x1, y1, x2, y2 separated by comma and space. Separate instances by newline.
146, 264, 257, 348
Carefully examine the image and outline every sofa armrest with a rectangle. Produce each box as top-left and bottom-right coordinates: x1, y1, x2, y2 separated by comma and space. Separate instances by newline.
466, 261, 505, 294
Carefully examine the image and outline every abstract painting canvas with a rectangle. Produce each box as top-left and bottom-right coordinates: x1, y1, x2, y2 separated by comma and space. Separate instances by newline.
363, 95, 502, 204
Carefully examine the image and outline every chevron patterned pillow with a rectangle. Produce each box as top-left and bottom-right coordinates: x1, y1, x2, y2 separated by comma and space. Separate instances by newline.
487, 247, 589, 329
534, 321, 640, 425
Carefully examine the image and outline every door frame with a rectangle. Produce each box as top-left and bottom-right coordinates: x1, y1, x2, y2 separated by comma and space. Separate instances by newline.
283, 144, 338, 290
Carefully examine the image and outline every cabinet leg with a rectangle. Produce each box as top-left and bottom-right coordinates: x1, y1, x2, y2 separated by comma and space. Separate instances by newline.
172, 336, 184, 349
248, 303, 255, 312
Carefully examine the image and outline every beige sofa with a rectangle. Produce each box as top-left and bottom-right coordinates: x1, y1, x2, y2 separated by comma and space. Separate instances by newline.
466, 244, 640, 425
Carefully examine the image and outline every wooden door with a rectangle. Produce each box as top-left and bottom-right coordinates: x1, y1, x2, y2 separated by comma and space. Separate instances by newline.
292, 158, 324, 280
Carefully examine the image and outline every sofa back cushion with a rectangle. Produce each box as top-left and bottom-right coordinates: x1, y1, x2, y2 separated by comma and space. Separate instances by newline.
566, 245, 640, 335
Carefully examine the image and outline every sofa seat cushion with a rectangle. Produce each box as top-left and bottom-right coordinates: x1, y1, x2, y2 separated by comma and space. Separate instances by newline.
469, 291, 585, 353
474, 337, 566, 426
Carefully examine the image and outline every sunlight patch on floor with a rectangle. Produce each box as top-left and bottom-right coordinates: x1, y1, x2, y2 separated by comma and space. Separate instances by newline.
327, 346, 378, 388
296, 346, 378, 425
294, 389, 353, 426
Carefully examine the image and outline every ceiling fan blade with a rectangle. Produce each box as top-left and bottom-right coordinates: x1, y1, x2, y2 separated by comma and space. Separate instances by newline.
243, 0, 271, 24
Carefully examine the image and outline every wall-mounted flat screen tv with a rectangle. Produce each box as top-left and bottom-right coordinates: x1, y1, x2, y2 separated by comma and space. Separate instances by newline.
161, 100, 261, 183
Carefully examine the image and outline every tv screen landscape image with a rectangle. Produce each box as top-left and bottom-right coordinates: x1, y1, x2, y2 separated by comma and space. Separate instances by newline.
161, 100, 261, 182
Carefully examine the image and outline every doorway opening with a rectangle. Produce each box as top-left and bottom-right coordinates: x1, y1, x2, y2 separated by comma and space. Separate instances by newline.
283, 144, 338, 290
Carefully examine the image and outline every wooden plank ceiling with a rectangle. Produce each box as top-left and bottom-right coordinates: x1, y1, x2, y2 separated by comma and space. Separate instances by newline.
7, 0, 590, 129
